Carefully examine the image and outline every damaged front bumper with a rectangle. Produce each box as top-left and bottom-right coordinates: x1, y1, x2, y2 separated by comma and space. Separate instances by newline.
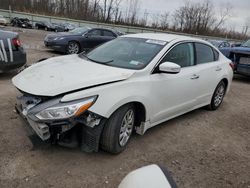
15, 93, 106, 152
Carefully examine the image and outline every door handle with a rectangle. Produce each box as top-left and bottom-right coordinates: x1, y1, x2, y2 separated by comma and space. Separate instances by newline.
215, 67, 222, 71
191, 74, 200, 80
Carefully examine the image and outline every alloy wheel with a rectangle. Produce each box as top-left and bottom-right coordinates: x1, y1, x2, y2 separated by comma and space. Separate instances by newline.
214, 85, 225, 107
119, 109, 134, 147
68, 42, 80, 54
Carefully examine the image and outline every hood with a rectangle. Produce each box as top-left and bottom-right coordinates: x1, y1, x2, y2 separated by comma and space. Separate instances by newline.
12, 55, 136, 96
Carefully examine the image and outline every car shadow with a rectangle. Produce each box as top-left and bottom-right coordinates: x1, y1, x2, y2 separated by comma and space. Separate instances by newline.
233, 74, 250, 83
0, 71, 18, 80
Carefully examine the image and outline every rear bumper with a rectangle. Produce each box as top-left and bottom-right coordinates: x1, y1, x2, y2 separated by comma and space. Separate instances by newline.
0, 48, 26, 72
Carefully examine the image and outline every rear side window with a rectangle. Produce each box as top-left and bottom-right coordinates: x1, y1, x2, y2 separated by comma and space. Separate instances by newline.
103, 30, 115, 37
195, 43, 215, 64
162, 43, 195, 67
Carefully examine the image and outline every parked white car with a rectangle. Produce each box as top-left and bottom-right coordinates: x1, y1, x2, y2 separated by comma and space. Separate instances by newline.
119, 164, 177, 188
12, 33, 233, 154
0, 15, 8, 26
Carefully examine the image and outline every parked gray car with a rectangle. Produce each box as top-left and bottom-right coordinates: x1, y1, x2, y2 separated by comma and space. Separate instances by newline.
0, 30, 26, 72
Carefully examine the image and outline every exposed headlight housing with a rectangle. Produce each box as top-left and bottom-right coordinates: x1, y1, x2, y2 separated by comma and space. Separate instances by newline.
35, 96, 97, 120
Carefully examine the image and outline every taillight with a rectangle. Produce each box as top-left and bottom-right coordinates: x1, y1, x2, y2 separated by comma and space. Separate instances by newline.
12, 38, 21, 48
229, 62, 235, 70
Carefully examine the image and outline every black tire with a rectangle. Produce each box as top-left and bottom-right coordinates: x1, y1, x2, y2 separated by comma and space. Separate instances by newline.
100, 104, 135, 154
66, 41, 80, 54
45, 27, 48, 31
207, 81, 226, 110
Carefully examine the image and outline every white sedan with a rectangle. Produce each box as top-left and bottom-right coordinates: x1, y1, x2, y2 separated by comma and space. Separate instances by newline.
0, 15, 8, 26
12, 33, 233, 154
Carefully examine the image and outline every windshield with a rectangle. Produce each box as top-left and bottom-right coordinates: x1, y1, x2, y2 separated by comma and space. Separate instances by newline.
242, 40, 250, 47
81, 37, 166, 70
69, 27, 89, 35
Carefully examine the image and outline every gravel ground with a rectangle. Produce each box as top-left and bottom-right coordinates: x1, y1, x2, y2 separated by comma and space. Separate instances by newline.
0, 27, 250, 188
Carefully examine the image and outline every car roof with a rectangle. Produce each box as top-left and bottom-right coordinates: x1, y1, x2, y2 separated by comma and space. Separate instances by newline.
0, 30, 17, 39
123, 33, 203, 43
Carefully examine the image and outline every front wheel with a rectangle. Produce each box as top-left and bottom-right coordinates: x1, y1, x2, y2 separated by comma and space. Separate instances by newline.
100, 104, 135, 154
66, 41, 80, 54
207, 81, 226, 110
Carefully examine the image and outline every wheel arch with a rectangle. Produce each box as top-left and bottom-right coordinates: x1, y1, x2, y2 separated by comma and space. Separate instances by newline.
221, 78, 228, 90
106, 101, 147, 128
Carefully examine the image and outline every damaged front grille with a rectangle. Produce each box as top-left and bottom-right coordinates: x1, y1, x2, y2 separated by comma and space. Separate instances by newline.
16, 90, 52, 116
17, 94, 41, 115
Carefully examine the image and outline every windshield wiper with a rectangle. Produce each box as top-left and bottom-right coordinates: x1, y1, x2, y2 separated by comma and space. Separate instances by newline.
80, 53, 113, 64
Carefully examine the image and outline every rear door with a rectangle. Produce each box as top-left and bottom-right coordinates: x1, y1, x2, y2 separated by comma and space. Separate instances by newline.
194, 43, 223, 104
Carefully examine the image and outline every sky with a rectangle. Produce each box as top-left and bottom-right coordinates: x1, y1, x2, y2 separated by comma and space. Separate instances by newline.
120, 0, 250, 32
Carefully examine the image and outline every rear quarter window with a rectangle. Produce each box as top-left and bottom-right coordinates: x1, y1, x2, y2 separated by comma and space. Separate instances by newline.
213, 49, 219, 61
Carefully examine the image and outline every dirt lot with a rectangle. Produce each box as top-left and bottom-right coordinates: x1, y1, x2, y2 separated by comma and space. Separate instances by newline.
0, 27, 250, 188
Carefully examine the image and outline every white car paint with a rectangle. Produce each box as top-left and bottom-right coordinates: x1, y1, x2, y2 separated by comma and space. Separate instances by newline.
12, 33, 233, 135
119, 165, 173, 188
12, 54, 136, 96
0, 15, 8, 25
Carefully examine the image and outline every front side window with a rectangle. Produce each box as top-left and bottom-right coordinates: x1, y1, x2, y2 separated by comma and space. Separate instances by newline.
88, 29, 102, 36
80, 37, 166, 70
162, 43, 194, 67
195, 43, 215, 64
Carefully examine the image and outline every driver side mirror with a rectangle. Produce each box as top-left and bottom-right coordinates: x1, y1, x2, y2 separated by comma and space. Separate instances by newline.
159, 62, 181, 74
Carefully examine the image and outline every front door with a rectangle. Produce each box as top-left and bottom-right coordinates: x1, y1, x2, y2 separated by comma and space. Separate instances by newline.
149, 42, 200, 124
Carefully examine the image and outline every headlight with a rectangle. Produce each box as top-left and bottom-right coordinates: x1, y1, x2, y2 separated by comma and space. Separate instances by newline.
54, 37, 65, 40
35, 96, 97, 120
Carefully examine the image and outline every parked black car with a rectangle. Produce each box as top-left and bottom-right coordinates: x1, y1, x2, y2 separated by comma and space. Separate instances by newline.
35, 21, 56, 31
62, 23, 76, 31
44, 27, 121, 54
209, 40, 231, 49
0, 30, 26, 72
11, 17, 33, 29
208, 40, 232, 57
220, 39, 250, 76
51, 23, 67, 32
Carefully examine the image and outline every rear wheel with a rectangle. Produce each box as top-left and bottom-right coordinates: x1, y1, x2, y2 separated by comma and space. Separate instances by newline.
207, 81, 226, 110
45, 27, 48, 31
100, 104, 135, 154
66, 41, 80, 54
